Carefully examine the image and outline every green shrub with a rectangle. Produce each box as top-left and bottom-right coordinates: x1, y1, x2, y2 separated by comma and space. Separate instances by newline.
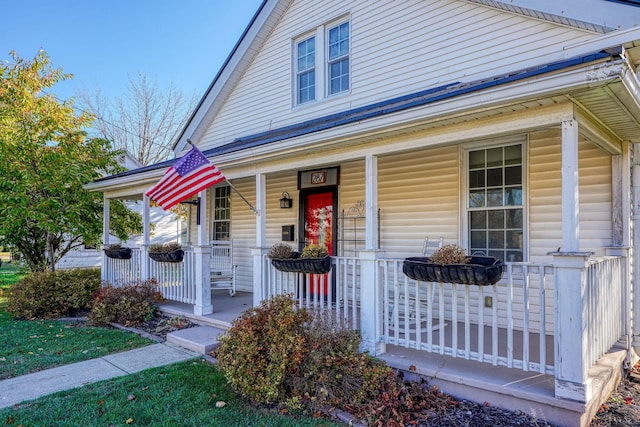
5, 269, 101, 319
88, 279, 164, 326
215, 294, 444, 425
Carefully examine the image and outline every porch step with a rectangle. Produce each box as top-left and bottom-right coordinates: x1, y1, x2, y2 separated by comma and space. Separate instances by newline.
166, 326, 225, 355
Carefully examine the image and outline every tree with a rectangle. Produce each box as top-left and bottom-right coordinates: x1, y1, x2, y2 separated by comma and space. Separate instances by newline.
0, 50, 142, 272
78, 74, 197, 165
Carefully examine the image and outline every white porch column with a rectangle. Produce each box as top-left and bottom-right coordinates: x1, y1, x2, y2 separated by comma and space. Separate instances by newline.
360, 155, 384, 355
553, 252, 594, 403
194, 189, 212, 315
632, 144, 640, 351
101, 196, 110, 282
561, 119, 580, 252
140, 194, 151, 281
253, 173, 267, 307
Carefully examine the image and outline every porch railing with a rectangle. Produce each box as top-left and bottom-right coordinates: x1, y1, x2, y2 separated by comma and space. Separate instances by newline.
103, 248, 141, 285
264, 256, 361, 329
584, 256, 625, 369
379, 259, 556, 375
151, 248, 197, 304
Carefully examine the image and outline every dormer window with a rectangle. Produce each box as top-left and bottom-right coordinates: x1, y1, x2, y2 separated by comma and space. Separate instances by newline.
296, 37, 316, 104
293, 17, 350, 107
328, 22, 349, 95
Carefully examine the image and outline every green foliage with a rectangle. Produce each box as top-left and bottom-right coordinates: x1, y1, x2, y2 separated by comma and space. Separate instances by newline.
5, 269, 100, 319
301, 244, 328, 258
0, 50, 141, 272
88, 280, 164, 326
267, 243, 295, 259
0, 361, 338, 426
148, 242, 182, 253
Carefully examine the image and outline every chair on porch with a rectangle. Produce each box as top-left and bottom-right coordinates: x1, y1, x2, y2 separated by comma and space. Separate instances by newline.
422, 236, 444, 256
210, 240, 237, 296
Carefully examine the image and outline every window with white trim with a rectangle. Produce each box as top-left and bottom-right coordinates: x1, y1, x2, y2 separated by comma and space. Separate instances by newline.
467, 144, 524, 262
293, 18, 350, 106
211, 186, 231, 241
296, 36, 316, 104
327, 21, 349, 95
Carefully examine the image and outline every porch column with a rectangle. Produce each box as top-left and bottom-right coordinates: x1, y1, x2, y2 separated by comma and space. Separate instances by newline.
253, 173, 267, 307
561, 119, 580, 252
140, 194, 151, 281
194, 189, 212, 315
360, 155, 385, 355
101, 196, 110, 283
632, 144, 640, 351
553, 252, 594, 403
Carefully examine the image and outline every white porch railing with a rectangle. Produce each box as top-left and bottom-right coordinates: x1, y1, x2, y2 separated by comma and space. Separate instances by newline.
151, 248, 197, 304
584, 256, 626, 369
379, 259, 556, 375
103, 248, 141, 285
264, 256, 361, 329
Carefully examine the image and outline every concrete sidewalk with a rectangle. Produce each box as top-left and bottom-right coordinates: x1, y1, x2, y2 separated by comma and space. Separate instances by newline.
0, 343, 198, 410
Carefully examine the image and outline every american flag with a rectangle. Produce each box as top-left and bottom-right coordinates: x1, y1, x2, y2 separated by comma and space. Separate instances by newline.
145, 145, 225, 210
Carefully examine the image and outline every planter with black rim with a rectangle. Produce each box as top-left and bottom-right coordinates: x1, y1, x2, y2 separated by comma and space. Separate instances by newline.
149, 249, 184, 263
271, 253, 332, 274
104, 247, 132, 260
402, 255, 504, 286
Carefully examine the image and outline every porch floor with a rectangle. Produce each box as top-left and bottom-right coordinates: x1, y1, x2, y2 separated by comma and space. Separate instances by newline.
158, 290, 252, 329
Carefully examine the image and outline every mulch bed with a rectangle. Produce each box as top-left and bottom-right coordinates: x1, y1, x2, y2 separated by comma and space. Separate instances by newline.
111, 314, 199, 341
591, 361, 640, 427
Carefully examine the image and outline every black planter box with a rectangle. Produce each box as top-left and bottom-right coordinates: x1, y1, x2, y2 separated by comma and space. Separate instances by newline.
149, 249, 184, 263
104, 247, 132, 260
402, 256, 504, 286
271, 254, 332, 274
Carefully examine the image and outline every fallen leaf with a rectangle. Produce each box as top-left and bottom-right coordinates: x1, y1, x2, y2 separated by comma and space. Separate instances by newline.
126, 418, 134, 424
127, 394, 136, 401
409, 365, 416, 371
215, 401, 226, 408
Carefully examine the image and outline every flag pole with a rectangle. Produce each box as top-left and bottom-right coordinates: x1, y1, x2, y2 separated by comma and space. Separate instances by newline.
186, 139, 259, 215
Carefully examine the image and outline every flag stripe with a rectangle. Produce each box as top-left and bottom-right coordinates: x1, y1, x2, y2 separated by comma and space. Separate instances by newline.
144, 145, 226, 210
155, 169, 225, 209
151, 164, 218, 201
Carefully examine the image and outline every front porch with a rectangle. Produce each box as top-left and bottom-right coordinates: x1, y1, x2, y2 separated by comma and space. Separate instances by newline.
103, 246, 629, 426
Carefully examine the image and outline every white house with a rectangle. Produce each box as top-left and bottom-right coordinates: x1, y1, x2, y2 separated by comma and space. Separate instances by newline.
85, 1, 640, 425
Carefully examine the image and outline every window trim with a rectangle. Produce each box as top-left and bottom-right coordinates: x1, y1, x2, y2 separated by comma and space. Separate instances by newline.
210, 185, 231, 241
460, 136, 528, 262
295, 34, 316, 105
292, 16, 351, 108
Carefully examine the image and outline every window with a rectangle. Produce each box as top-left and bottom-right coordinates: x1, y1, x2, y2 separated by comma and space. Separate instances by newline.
293, 18, 350, 106
327, 22, 349, 95
296, 37, 316, 104
211, 186, 231, 241
467, 144, 523, 262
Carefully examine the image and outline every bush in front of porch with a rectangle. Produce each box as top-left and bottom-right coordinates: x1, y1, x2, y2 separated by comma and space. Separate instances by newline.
88, 279, 164, 326
215, 294, 450, 426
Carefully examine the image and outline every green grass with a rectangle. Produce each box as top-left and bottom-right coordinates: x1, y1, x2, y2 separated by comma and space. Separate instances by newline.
0, 359, 339, 427
0, 264, 152, 380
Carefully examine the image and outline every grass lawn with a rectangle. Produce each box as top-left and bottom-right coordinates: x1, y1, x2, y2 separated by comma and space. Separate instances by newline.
0, 359, 339, 427
0, 264, 152, 380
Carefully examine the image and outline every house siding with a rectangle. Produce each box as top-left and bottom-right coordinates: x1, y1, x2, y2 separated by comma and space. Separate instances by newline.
199, 0, 595, 152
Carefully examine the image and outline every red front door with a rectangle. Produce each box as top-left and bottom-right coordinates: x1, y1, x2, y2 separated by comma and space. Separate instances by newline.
302, 190, 335, 296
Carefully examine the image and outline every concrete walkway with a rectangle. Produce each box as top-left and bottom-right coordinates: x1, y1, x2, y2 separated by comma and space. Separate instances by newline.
0, 343, 198, 410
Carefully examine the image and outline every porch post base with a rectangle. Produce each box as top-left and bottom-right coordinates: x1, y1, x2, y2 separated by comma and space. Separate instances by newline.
359, 250, 385, 356
193, 304, 213, 316
555, 378, 593, 403
252, 247, 269, 307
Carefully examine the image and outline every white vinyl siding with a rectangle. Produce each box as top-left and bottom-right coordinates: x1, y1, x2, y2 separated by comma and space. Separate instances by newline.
378, 146, 460, 258
200, 0, 595, 151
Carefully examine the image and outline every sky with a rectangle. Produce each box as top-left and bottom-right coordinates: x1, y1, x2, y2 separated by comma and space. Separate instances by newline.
0, 0, 264, 102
